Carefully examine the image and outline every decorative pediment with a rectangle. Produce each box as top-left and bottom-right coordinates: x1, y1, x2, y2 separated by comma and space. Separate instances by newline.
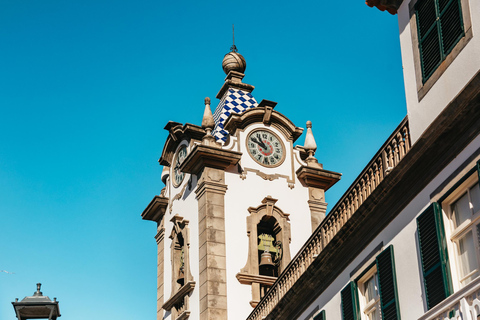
223, 99, 304, 142
158, 121, 205, 166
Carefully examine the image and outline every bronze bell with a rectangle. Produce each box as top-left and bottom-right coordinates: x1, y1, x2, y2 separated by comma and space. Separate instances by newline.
259, 251, 275, 267
177, 267, 185, 286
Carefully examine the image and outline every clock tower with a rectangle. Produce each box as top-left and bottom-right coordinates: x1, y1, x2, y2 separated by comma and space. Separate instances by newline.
141, 49, 341, 320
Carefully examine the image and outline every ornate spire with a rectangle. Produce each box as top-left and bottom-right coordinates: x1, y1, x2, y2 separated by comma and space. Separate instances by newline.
222, 27, 246, 75
304, 121, 321, 168
202, 97, 215, 133
202, 97, 217, 146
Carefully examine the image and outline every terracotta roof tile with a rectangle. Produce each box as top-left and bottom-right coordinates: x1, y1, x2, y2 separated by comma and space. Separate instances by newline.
366, 0, 398, 14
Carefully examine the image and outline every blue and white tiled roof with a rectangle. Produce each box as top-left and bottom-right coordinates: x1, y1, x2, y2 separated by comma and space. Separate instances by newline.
212, 88, 258, 142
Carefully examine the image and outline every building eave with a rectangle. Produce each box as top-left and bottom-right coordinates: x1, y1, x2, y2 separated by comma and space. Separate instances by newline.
365, 0, 404, 14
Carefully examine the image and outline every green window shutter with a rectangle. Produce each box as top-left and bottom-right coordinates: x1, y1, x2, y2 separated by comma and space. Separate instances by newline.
416, 0, 442, 81
439, 0, 464, 55
415, 0, 464, 82
341, 282, 360, 320
417, 203, 453, 309
476, 160, 480, 181
376, 246, 401, 320
313, 310, 326, 320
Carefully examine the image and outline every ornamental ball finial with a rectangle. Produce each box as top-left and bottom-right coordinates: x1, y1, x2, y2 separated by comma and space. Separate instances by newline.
222, 51, 246, 75
204, 97, 211, 105
306, 120, 312, 129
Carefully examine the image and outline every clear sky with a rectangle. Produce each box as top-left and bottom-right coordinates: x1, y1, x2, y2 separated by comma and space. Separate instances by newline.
0, 0, 406, 319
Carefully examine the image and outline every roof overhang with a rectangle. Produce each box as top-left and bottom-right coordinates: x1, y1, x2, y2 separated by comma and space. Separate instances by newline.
365, 0, 404, 14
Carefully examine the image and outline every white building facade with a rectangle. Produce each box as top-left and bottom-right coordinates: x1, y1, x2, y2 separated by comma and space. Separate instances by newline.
248, 0, 480, 319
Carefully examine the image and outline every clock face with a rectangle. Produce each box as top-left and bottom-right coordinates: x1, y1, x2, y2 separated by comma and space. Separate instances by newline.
246, 129, 285, 167
173, 145, 188, 187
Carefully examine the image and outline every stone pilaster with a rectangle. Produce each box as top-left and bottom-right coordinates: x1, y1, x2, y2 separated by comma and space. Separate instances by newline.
196, 167, 228, 320
296, 166, 341, 232
307, 188, 328, 231
141, 195, 169, 320
155, 226, 165, 320
180, 144, 242, 320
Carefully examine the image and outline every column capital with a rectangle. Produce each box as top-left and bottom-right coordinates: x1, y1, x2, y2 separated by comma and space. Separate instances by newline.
142, 195, 169, 223
296, 166, 341, 191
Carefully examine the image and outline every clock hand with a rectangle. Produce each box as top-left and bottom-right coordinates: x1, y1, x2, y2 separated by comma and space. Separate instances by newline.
252, 137, 268, 150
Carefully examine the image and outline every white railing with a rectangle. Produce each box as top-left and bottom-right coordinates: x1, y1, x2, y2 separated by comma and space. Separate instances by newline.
418, 277, 480, 320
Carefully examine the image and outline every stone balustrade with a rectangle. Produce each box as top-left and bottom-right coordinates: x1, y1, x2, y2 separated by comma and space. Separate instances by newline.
247, 117, 411, 320
418, 277, 480, 320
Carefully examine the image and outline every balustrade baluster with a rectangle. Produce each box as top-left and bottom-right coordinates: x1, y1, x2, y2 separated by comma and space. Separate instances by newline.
397, 132, 405, 159
403, 126, 410, 152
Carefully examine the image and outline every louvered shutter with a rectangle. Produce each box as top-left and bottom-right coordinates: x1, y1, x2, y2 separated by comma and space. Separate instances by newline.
341, 282, 360, 320
416, 0, 442, 81
376, 246, 401, 320
417, 203, 453, 309
415, 0, 464, 82
440, 0, 464, 55
313, 310, 326, 320
477, 160, 480, 181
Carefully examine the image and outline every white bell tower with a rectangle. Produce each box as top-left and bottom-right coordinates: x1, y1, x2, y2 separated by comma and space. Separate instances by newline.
141, 48, 341, 320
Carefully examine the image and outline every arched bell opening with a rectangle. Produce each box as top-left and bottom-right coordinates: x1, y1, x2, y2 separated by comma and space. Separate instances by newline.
257, 215, 283, 278
174, 233, 185, 288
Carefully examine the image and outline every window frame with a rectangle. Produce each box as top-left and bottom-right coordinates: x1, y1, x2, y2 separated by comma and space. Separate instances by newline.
408, 0, 473, 100
357, 266, 382, 320
441, 173, 480, 289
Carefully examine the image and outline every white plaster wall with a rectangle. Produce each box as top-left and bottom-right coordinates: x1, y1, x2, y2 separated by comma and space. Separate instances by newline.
163, 140, 201, 320
397, 0, 480, 143
223, 122, 330, 320
298, 134, 480, 319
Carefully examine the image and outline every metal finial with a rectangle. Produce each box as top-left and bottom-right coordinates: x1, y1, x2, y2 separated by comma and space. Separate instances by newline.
230, 24, 238, 52
34, 283, 43, 296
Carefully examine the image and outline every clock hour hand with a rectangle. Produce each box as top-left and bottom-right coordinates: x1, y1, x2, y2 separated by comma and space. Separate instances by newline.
252, 137, 268, 150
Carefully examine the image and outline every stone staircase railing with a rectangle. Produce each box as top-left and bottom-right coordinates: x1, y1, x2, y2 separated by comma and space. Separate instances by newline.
247, 116, 411, 320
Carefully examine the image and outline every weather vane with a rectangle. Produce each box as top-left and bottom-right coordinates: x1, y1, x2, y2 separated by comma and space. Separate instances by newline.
230, 24, 238, 53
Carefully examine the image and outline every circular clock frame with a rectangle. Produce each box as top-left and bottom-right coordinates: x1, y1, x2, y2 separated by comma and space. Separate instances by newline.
172, 145, 188, 188
246, 129, 286, 168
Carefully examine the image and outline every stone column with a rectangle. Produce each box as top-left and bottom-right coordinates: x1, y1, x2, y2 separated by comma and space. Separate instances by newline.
181, 144, 241, 320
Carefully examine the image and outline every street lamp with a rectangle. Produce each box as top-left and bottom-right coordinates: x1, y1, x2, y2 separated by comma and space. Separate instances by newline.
12, 283, 61, 320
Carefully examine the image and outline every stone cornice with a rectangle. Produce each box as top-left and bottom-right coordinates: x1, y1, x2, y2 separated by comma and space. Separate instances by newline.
141, 195, 169, 223
296, 166, 341, 191
162, 281, 196, 311
216, 80, 255, 99
224, 102, 304, 143
236, 272, 278, 286
159, 122, 205, 167
179, 144, 242, 175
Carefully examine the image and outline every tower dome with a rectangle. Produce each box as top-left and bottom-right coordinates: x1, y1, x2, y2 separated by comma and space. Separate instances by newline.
222, 51, 246, 75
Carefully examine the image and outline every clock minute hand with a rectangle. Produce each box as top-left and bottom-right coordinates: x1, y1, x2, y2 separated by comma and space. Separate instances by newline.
252, 137, 267, 150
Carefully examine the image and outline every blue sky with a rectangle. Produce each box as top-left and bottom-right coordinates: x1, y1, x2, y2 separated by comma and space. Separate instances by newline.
0, 0, 405, 319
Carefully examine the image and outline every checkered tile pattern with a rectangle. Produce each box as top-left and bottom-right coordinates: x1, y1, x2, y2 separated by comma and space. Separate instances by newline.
213, 88, 258, 142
